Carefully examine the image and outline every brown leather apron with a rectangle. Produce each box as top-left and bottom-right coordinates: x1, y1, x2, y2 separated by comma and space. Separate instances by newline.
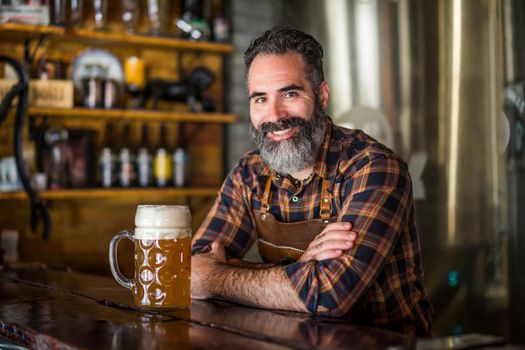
254, 175, 334, 263
253, 174, 370, 323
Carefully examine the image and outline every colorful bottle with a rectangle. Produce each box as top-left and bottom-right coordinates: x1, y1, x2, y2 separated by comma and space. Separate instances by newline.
118, 124, 135, 187
153, 124, 172, 187
173, 124, 189, 187
99, 122, 114, 188
136, 124, 152, 187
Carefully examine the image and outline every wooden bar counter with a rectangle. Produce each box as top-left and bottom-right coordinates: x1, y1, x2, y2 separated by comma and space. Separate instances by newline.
0, 267, 422, 349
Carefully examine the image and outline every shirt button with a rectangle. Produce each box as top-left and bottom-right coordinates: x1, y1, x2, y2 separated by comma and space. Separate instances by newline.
275, 174, 281, 181
294, 180, 300, 186
291, 196, 299, 202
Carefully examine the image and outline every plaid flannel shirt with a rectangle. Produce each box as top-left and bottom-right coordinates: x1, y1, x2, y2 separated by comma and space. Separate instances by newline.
192, 120, 433, 336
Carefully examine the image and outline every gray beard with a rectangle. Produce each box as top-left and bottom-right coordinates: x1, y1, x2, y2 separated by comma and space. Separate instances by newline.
250, 108, 327, 175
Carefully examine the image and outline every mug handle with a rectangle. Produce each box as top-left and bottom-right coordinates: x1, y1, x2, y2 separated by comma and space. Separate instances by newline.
109, 230, 134, 289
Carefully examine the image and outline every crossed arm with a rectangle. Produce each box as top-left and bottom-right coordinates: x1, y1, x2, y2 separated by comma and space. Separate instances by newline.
191, 222, 356, 313
191, 153, 411, 315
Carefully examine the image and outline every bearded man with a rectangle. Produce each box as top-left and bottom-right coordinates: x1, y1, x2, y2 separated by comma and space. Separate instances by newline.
191, 27, 433, 336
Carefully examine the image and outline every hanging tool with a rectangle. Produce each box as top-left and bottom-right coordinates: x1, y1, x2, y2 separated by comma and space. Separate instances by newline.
0, 55, 52, 239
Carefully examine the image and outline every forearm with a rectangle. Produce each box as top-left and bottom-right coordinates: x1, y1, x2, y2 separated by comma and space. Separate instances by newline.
208, 263, 309, 313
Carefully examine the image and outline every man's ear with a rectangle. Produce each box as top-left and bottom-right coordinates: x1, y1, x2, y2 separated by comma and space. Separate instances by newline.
319, 81, 330, 110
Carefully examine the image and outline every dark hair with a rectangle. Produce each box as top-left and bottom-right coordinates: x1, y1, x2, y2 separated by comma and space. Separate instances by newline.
244, 27, 325, 93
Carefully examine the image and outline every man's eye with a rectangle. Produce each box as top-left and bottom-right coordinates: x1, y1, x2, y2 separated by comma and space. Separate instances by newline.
254, 97, 266, 104
284, 91, 298, 98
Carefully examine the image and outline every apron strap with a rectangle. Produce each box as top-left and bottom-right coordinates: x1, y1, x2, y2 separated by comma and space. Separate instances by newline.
320, 177, 332, 224
260, 176, 273, 214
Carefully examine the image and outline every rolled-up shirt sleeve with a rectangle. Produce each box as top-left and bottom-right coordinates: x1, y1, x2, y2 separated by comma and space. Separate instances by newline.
284, 153, 411, 316
192, 166, 256, 258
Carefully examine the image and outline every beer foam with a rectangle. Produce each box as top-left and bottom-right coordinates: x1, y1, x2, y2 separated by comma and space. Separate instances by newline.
134, 227, 192, 240
135, 205, 192, 228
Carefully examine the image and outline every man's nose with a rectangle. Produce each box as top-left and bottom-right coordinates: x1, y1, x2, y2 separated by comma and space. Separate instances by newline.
267, 98, 287, 123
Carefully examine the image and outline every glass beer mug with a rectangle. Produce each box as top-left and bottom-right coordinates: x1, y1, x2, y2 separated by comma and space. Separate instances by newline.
109, 205, 192, 309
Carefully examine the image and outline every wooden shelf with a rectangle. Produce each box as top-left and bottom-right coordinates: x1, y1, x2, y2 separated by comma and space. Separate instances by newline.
0, 187, 218, 200
67, 29, 234, 53
0, 23, 233, 54
28, 107, 237, 123
0, 23, 64, 36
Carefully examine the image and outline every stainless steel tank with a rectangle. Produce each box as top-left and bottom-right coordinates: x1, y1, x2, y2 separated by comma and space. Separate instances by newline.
281, 0, 521, 340
503, 0, 525, 344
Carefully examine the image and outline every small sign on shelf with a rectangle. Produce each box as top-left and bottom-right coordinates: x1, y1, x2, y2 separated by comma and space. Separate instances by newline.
0, 4, 50, 26
0, 79, 73, 109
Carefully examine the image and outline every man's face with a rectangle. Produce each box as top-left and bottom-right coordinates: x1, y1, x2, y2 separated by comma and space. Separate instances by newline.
247, 52, 330, 175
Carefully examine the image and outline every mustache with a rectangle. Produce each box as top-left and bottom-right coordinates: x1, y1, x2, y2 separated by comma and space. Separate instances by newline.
258, 117, 307, 134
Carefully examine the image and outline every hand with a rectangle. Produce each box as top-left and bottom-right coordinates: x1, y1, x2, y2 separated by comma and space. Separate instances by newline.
191, 241, 227, 299
298, 222, 357, 262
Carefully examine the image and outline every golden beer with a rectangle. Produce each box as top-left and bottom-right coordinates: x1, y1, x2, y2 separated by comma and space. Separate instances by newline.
133, 235, 191, 309
109, 205, 192, 309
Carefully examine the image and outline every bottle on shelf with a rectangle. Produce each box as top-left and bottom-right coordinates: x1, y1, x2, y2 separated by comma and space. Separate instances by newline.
136, 124, 152, 187
50, 0, 83, 28
82, 64, 104, 109
173, 123, 189, 188
122, 0, 140, 34
117, 124, 135, 187
92, 0, 108, 31
153, 123, 172, 187
99, 122, 115, 188
212, 12, 229, 43
176, 0, 211, 41
44, 125, 70, 190
50, 0, 67, 27
124, 56, 146, 109
146, 0, 170, 36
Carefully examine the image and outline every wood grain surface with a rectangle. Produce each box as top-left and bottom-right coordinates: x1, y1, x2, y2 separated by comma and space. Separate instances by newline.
0, 270, 417, 350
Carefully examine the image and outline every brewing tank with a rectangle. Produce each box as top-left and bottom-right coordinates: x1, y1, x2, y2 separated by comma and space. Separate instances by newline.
281, 0, 519, 339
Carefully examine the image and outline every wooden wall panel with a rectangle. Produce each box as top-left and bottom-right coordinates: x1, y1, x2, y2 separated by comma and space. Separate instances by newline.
0, 12, 229, 275
0, 196, 216, 276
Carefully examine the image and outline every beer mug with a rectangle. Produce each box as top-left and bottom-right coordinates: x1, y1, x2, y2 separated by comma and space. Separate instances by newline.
109, 205, 192, 309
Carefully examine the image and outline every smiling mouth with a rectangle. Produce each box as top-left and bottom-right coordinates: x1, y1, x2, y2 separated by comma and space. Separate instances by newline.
267, 127, 297, 141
